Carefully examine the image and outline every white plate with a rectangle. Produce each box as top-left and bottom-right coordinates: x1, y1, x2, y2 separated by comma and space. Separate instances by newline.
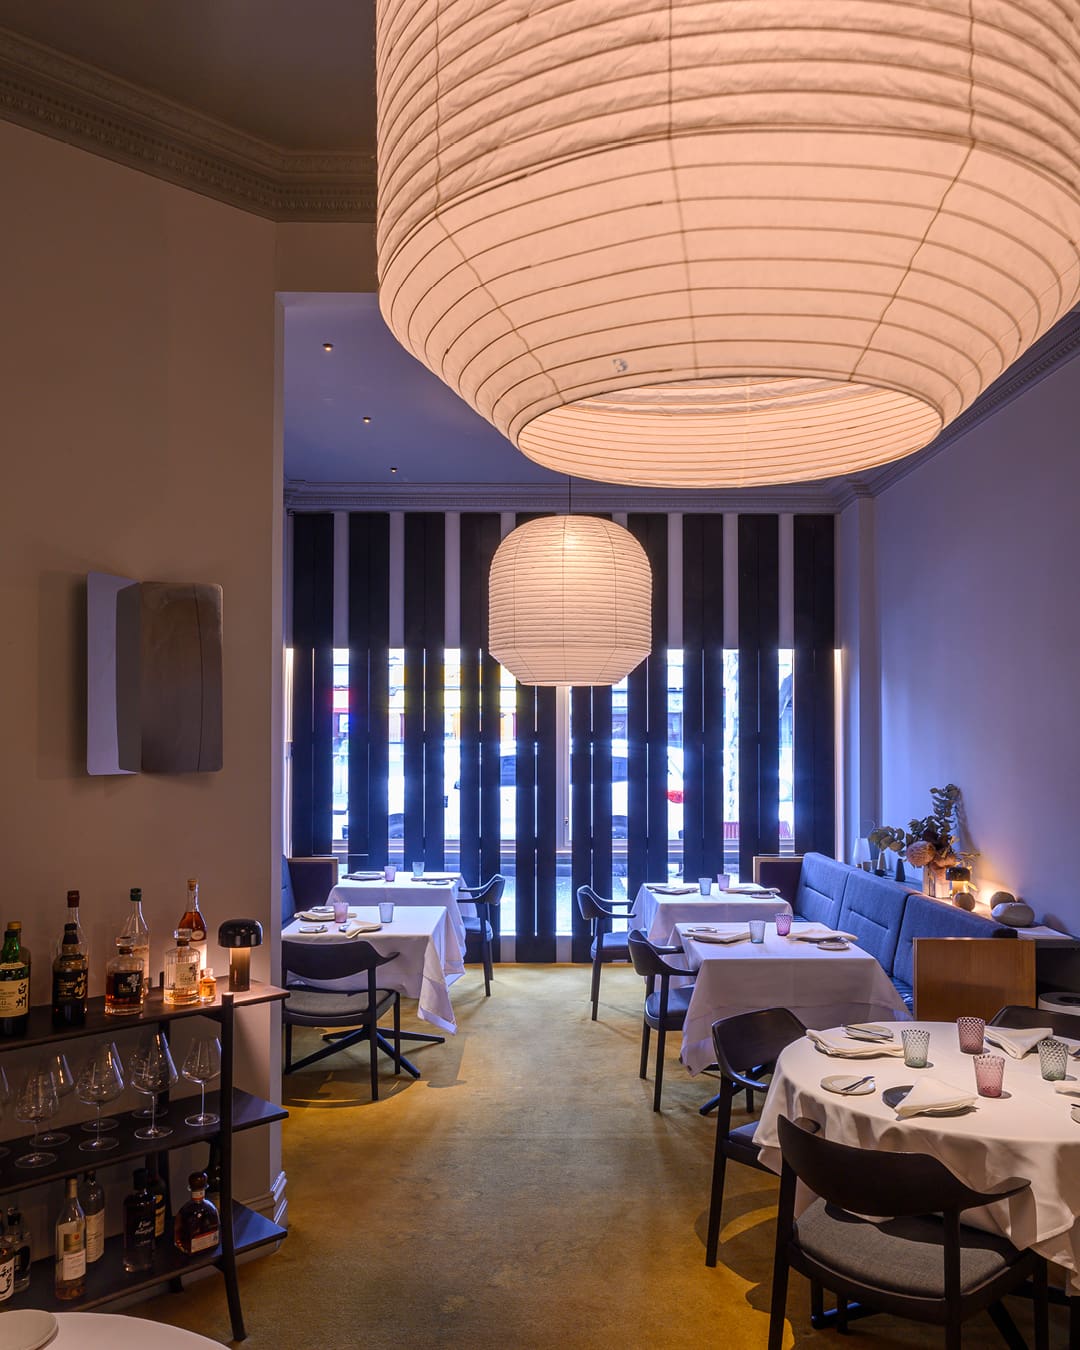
298, 923, 327, 933
816, 938, 850, 951
821, 1074, 875, 1095
0, 1310, 58, 1350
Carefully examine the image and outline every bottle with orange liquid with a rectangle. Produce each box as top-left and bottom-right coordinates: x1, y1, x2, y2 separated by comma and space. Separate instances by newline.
178, 877, 208, 969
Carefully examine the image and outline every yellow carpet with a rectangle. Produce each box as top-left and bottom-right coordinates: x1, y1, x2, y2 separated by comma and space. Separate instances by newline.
137, 964, 1062, 1348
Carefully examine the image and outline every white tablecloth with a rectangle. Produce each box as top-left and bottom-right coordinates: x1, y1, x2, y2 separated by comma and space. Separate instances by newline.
753, 1022, 1080, 1290
46, 1313, 219, 1347
329, 872, 467, 948
632, 883, 791, 945
283, 904, 464, 1034
677, 922, 910, 1073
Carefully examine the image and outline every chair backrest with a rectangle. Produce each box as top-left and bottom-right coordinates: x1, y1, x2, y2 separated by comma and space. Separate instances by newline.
913, 936, 1035, 1021
775, 1114, 1026, 1220
282, 937, 397, 984
627, 929, 686, 981
576, 884, 615, 925
282, 855, 297, 926
711, 1007, 806, 1084
287, 856, 340, 911
991, 1002, 1080, 1040
470, 874, 506, 907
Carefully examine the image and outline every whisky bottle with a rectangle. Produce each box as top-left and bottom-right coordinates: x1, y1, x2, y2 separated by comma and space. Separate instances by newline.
119, 887, 151, 1003
164, 929, 200, 1006
55, 1176, 87, 1300
0, 1218, 14, 1305
59, 890, 88, 959
0, 923, 31, 1037
104, 941, 144, 1017
146, 1169, 167, 1243
174, 1172, 220, 1256
5, 1207, 31, 1292
198, 967, 218, 1005
52, 921, 89, 1028
178, 877, 208, 968
81, 1171, 105, 1264
122, 1169, 155, 1273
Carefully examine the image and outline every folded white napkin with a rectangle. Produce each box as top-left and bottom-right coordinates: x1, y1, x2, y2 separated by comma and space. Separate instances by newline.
807, 1029, 905, 1058
792, 924, 858, 942
894, 1077, 976, 1119
726, 884, 779, 895
687, 927, 751, 944
649, 884, 698, 895
342, 920, 382, 937
1053, 1080, 1080, 1097
297, 909, 334, 922
984, 1026, 1053, 1058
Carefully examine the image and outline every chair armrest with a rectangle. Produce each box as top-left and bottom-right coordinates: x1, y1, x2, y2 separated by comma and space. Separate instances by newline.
970, 1176, 1031, 1204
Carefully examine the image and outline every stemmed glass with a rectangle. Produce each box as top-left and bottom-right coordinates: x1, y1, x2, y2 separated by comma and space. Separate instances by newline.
182, 1036, 221, 1127
79, 1043, 124, 1133
38, 1053, 74, 1146
0, 1066, 11, 1159
14, 1063, 60, 1167
75, 1043, 125, 1153
131, 1032, 178, 1140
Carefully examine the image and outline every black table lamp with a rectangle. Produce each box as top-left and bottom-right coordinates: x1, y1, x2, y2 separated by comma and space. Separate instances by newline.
218, 919, 263, 992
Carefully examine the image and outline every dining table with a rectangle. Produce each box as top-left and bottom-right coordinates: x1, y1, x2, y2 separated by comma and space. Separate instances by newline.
328, 870, 468, 947
675, 920, 910, 1074
283, 903, 464, 1035
631, 881, 791, 946
753, 1020, 1080, 1291
13, 1312, 223, 1348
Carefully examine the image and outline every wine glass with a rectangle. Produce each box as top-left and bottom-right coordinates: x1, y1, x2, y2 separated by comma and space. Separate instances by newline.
0, 1066, 11, 1158
79, 1043, 124, 1133
75, 1043, 125, 1153
131, 1032, 178, 1140
14, 1063, 60, 1167
182, 1036, 221, 1127
38, 1052, 74, 1146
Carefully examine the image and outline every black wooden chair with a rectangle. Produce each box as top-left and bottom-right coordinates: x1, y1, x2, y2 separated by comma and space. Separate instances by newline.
286, 855, 339, 912
990, 1002, 1080, 1041
576, 885, 632, 1021
626, 928, 695, 1111
705, 1007, 806, 1266
282, 938, 417, 1101
459, 874, 506, 996
768, 1114, 1049, 1350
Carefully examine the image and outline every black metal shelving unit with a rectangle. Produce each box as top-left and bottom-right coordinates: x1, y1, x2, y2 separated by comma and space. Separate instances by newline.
0, 983, 288, 1341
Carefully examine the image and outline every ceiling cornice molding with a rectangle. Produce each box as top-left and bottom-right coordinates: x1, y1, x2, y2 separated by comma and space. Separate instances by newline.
283, 479, 848, 514
0, 26, 376, 221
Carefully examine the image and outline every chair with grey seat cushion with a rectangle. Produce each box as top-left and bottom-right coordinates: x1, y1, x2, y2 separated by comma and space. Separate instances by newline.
458, 874, 506, 996
627, 929, 695, 1112
283, 938, 411, 1102
704, 1007, 806, 1267
768, 1115, 1048, 1350
576, 885, 633, 1021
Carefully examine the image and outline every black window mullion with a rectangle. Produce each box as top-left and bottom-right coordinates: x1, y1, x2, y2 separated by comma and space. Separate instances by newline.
681, 515, 707, 881
515, 682, 539, 956
738, 515, 780, 880
637, 515, 669, 886
570, 686, 594, 962
403, 514, 428, 862
421, 514, 446, 870
290, 512, 334, 858
794, 515, 836, 857
348, 512, 390, 870
591, 685, 613, 900
534, 685, 558, 961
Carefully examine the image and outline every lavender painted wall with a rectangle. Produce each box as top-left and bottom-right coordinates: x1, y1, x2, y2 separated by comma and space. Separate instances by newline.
871, 359, 1080, 935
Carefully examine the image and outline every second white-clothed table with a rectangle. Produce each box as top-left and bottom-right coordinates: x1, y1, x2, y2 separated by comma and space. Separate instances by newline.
753, 1022, 1080, 1290
329, 871, 467, 948
676, 922, 910, 1073
632, 882, 791, 946
283, 904, 464, 1034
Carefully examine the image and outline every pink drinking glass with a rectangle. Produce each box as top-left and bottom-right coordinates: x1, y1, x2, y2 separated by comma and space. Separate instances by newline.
333, 898, 349, 924
957, 1016, 986, 1054
775, 912, 792, 937
973, 1053, 1005, 1098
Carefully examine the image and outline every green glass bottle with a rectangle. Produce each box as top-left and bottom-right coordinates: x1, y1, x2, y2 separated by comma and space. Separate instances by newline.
0, 923, 31, 1037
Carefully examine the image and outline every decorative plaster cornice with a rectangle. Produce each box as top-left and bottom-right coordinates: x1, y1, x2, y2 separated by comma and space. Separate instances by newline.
0, 27, 375, 220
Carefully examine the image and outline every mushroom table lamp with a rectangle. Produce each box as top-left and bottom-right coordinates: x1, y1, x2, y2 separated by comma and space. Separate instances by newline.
218, 919, 263, 993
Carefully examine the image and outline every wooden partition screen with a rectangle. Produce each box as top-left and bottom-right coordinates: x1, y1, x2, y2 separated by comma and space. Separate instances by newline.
913, 938, 1036, 1022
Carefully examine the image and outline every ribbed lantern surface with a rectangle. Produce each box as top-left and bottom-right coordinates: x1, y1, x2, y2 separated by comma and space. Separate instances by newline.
488, 517, 652, 686
377, 0, 1080, 487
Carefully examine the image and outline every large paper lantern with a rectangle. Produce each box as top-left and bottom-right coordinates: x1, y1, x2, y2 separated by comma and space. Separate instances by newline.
488, 517, 651, 686
377, 1, 1080, 487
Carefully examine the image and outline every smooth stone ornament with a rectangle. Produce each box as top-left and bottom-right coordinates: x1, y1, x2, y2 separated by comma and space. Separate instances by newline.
991, 893, 1035, 928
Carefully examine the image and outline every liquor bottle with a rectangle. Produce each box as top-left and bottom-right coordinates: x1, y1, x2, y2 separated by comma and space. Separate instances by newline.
164, 929, 200, 1007
104, 941, 144, 1017
0, 922, 31, 1038
198, 966, 218, 1005
122, 1169, 155, 1273
81, 1171, 105, 1264
59, 890, 88, 959
174, 1172, 220, 1256
119, 887, 151, 1001
5, 1207, 31, 1292
55, 1176, 87, 1300
52, 921, 89, 1028
178, 878, 208, 969
0, 1216, 14, 1304
147, 1169, 167, 1242
205, 1140, 222, 1210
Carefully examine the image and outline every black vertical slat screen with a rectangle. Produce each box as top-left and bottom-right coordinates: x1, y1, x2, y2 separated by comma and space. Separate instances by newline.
570, 686, 593, 962
347, 513, 390, 870
290, 512, 334, 857
738, 516, 780, 881
681, 515, 725, 881
403, 513, 445, 869
793, 515, 836, 856
626, 514, 669, 898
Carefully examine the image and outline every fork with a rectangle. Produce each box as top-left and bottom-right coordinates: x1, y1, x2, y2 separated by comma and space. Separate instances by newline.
839, 1075, 874, 1093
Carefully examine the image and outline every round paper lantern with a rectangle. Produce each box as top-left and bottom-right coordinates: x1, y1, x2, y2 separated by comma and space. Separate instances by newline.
488, 517, 651, 686
377, 1, 1080, 487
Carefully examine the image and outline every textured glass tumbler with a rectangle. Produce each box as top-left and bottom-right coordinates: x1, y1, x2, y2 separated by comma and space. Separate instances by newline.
974, 1053, 1005, 1098
748, 920, 766, 944
384, 866, 397, 882
1038, 1038, 1069, 1081
775, 912, 792, 937
379, 902, 395, 923
901, 1028, 931, 1069
716, 874, 731, 890
698, 877, 712, 895
957, 1017, 986, 1054
411, 861, 424, 879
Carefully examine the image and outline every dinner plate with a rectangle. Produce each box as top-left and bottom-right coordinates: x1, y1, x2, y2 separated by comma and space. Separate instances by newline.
347, 871, 382, 881
882, 1085, 974, 1116
821, 1074, 875, 1096
422, 878, 451, 885
298, 923, 327, 933
816, 938, 850, 951
0, 1309, 57, 1350
301, 907, 334, 918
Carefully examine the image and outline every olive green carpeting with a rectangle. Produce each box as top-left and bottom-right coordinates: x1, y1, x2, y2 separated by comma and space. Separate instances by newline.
137, 965, 1061, 1348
